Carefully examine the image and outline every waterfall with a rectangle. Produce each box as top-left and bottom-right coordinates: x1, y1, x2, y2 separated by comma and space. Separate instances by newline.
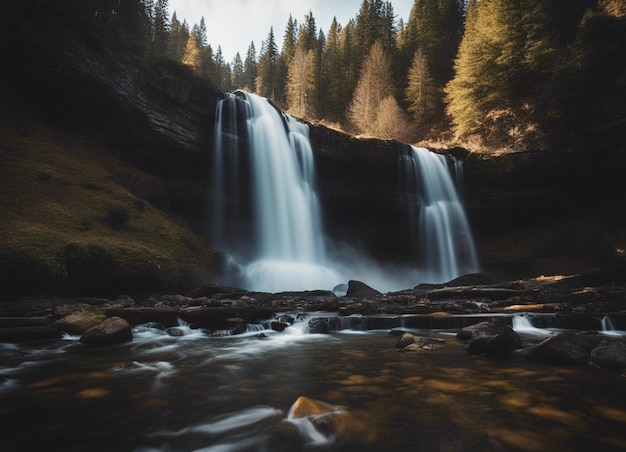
400, 146, 479, 283
212, 91, 343, 293
212, 93, 478, 292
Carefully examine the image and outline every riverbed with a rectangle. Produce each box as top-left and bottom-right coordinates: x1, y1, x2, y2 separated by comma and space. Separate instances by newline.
1, 318, 625, 451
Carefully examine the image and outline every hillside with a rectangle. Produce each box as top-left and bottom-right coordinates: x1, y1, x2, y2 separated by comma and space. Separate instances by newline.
0, 94, 221, 299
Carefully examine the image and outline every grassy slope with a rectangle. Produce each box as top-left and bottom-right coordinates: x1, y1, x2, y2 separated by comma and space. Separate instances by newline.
0, 99, 220, 299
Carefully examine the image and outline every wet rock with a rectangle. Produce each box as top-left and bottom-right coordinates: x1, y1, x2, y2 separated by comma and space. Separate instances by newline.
590, 341, 626, 370
53, 303, 102, 318
309, 318, 332, 334
461, 321, 521, 356
52, 312, 107, 335
0, 327, 63, 343
318, 293, 339, 311
396, 333, 446, 350
339, 301, 376, 316
428, 286, 523, 301
80, 316, 132, 345
396, 333, 419, 349
0, 349, 27, 367
270, 321, 289, 332
389, 327, 408, 336
288, 396, 374, 444
446, 273, 502, 287
345, 280, 382, 299
105, 307, 179, 327
166, 327, 185, 337
525, 331, 592, 365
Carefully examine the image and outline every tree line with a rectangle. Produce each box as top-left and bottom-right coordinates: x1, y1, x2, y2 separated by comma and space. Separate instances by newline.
57, 0, 626, 149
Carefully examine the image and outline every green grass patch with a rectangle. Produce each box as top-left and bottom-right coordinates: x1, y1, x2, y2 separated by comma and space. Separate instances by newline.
0, 105, 220, 299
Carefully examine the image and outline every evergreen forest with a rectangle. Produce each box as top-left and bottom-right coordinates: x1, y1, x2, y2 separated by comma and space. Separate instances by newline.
9, 0, 626, 151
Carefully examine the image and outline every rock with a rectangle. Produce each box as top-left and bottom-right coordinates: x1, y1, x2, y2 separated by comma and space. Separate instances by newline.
105, 307, 179, 327
270, 321, 289, 332
396, 333, 446, 350
396, 333, 418, 349
339, 301, 376, 316
166, 327, 185, 337
0, 327, 63, 343
80, 317, 132, 345
309, 318, 332, 334
590, 341, 626, 370
318, 293, 339, 311
0, 349, 27, 366
345, 280, 382, 299
53, 303, 101, 318
287, 396, 374, 444
446, 273, 502, 287
52, 312, 107, 335
462, 321, 521, 356
525, 331, 592, 365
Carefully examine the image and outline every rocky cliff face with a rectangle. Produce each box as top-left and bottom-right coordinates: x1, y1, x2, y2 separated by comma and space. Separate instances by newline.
2, 3, 625, 297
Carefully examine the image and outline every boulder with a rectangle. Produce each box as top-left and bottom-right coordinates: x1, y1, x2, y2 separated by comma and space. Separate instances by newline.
318, 293, 340, 311
525, 331, 592, 365
270, 321, 289, 332
52, 312, 107, 335
166, 327, 185, 337
590, 341, 626, 370
309, 318, 332, 334
0, 327, 63, 342
339, 301, 376, 316
105, 307, 180, 327
287, 396, 374, 444
80, 316, 132, 345
461, 320, 521, 356
345, 280, 382, 299
396, 333, 446, 351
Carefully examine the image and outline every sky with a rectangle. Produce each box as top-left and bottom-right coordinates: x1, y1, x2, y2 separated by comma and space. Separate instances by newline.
168, 0, 414, 62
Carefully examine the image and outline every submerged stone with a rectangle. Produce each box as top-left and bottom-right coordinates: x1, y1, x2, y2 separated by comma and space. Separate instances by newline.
525, 331, 592, 365
80, 316, 132, 345
462, 320, 521, 357
590, 341, 626, 370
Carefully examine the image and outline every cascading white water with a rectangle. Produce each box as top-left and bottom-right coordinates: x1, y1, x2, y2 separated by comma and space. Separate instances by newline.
213, 92, 343, 293
212, 93, 479, 292
400, 146, 479, 283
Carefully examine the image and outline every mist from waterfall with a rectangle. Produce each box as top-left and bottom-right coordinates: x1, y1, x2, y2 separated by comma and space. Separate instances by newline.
211, 92, 478, 293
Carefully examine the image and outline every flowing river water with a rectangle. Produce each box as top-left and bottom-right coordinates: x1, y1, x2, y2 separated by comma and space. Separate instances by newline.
1, 318, 625, 451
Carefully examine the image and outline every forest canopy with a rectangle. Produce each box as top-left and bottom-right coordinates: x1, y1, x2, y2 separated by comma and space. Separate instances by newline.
8, 0, 626, 151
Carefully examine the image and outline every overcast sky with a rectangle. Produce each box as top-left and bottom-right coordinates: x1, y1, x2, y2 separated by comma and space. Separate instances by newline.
168, 0, 414, 62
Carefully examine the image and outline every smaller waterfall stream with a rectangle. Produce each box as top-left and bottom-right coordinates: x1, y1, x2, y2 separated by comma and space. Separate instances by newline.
400, 146, 479, 283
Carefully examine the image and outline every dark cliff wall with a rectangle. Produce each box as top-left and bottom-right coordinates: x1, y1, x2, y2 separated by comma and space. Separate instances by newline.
2, 2, 625, 297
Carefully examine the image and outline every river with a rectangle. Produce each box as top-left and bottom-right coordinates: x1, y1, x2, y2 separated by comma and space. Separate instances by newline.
1, 317, 625, 451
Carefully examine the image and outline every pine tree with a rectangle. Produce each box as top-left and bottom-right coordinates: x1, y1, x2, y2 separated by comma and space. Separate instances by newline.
152, 0, 170, 55
244, 42, 257, 92
347, 40, 393, 135
445, 0, 526, 136
286, 47, 315, 117
182, 34, 201, 72
195, 16, 208, 47
256, 28, 279, 100
322, 17, 345, 122
232, 52, 245, 89
168, 12, 189, 61
405, 47, 436, 127
374, 95, 412, 141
